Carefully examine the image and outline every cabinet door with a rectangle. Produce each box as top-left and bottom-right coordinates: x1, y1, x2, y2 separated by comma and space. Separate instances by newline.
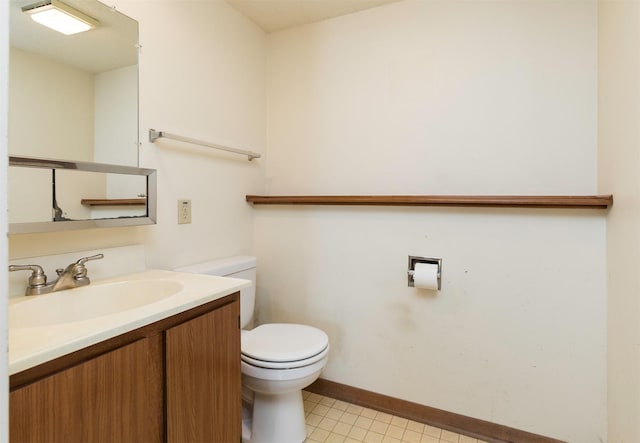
10, 336, 163, 443
165, 299, 241, 443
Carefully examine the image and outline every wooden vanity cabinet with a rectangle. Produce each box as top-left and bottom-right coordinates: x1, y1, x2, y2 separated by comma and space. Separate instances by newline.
10, 336, 164, 443
9, 293, 241, 443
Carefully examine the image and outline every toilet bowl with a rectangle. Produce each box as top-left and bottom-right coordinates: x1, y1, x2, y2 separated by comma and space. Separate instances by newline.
175, 257, 329, 443
242, 323, 329, 443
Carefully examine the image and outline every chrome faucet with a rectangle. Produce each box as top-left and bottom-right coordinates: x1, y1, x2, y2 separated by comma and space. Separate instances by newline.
9, 254, 104, 296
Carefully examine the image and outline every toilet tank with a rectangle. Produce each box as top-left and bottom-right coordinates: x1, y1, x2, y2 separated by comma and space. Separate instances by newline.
175, 256, 256, 329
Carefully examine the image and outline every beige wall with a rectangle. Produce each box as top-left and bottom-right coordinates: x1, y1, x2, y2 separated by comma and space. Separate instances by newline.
599, 1, 640, 441
255, 1, 605, 441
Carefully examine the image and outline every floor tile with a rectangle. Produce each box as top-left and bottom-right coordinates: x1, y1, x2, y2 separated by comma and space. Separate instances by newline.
334, 400, 350, 411
302, 391, 484, 443
375, 411, 393, 424
307, 425, 316, 436
406, 420, 425, 433
440, 429, 460, 443
326, 434, 347, 443
369, 420, 389, 434
308, 413, 324, 427
401, 428, 422, 443
363, 431, 384, 443
422, 425, 442, 438
309, 427, 331, 442
318, 417, 338, 432
386, 424, 405, 440
313, 404, 331, 416
347, 404, 365, 415
340, 412, 359, 425
333, 421, 353, 436
321, 396, 337, 407
354, 416, 373, 429
361, 407, 379, 419
390, 416, 408, 429
326, 407, 345, 421
348, 426, 368, 441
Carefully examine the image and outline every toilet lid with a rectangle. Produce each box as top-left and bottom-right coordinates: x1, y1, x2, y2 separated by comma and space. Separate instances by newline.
241, 323, 329, 363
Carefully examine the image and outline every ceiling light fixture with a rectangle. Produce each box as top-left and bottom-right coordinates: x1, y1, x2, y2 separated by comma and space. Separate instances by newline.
22, 0, 99, 35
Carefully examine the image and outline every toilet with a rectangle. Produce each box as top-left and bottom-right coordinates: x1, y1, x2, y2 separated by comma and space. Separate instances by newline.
175, 256, 329, 443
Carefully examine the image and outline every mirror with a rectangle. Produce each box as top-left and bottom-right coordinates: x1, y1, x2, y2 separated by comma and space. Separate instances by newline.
9, 156, 157, 234
8, 0, 154, 233
9, 0, 138, 165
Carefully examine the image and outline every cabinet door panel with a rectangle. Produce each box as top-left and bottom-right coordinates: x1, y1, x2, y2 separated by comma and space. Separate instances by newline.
10, 336, 163, 443
166, 300, 241, 443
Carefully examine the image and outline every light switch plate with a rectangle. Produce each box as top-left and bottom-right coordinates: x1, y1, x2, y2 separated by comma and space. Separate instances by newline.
178, 199, 191, 224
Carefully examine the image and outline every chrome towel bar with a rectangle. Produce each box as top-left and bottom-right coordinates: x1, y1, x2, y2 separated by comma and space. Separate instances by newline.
149, 129, 261, 161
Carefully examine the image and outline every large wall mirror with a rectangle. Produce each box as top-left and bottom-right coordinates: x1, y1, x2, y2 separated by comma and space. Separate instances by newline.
8, 0, 156, 233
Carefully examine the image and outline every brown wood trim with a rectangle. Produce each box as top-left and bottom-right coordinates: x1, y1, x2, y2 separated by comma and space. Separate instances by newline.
9, 292, 239, 390
81, 198, 147, 206
246, 195, 613, 209
307, 379, 566, 443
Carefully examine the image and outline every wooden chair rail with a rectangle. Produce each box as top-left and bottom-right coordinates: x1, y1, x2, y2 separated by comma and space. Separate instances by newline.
245, 195, 613, 209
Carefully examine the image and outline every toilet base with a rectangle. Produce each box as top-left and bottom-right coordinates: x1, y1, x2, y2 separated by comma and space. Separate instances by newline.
248, 390, 306, 443
242, 400, 253, 443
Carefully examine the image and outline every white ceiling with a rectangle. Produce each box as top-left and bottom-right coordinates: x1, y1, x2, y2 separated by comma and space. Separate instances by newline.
10, 0, 137, 74
225, 0, 403, 33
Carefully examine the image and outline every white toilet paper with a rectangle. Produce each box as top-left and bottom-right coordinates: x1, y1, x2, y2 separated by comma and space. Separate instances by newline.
413, 262, 439, 290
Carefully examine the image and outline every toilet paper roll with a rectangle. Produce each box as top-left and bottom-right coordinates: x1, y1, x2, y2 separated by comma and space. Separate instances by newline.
413, 262, 439, 290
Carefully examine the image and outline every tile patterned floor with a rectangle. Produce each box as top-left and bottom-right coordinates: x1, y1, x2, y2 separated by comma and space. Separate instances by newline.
303, 391, 489, 443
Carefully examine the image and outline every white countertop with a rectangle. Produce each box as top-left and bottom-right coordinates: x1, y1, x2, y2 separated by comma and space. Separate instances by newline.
9, 270, 250, 375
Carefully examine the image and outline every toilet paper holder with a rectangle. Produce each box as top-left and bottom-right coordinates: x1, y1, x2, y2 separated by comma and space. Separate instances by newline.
408, 255, 442, 290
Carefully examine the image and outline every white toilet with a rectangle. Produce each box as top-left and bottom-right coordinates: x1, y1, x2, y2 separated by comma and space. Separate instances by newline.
175, 256, 329, 443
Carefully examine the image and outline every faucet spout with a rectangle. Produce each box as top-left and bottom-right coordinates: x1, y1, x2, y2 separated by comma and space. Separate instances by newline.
52, 253, 104, 292
9, 253, 105, 296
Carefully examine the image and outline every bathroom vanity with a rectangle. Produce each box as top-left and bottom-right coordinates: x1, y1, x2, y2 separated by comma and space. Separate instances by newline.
8, 270, 248, 443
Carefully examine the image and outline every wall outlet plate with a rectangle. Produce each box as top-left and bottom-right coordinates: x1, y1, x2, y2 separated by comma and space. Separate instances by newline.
178, 199, 191, 224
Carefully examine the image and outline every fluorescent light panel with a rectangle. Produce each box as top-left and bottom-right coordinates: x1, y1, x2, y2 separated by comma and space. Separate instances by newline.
22, 0, 98, 35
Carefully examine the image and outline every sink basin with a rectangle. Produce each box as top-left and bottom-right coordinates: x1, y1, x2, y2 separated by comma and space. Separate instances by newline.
10, 279, 183, 328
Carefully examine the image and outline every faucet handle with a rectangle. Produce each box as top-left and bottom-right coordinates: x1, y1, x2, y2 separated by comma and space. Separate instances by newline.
72, 254, 104, 280
75, 253, 105, 266
8, 264, 47, 286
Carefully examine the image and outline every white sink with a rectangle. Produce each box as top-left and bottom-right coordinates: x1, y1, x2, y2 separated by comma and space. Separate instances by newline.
9, 269, 251, 375
9, 279, 183, 329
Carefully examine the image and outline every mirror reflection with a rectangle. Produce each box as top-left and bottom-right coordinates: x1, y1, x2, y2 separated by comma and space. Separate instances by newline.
8, 157, 157, 234
55, 169, 147, 221
9, 0, 138, 165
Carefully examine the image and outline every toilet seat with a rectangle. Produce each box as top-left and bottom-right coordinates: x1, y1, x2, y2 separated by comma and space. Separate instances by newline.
241, 352, 329, 382
242, 323, 329, 368
242, 345, 329, 369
